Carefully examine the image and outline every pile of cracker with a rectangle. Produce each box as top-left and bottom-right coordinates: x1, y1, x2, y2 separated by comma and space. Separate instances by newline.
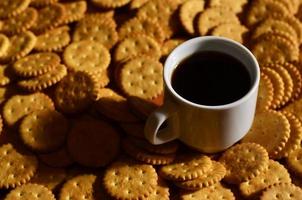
1, 0, 302, 199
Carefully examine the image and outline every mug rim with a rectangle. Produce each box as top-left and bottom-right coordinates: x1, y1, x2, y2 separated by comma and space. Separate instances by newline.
164, 36, 260, 110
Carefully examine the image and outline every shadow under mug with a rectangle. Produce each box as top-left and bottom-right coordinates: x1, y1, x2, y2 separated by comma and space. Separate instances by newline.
144, 36, 260, 153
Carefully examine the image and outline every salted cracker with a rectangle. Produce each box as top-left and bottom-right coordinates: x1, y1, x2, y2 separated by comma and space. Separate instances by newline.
287, 148, 302, 177
260, 183, 302, 200
209, 0, 248, 13
0, 34, 10, 58
61, 1, 87, 24
0, 0, 30, 19
241, 111, 290, 159
256, 74, 274, 112
92, 0, 131, 8
212, 23, 248, 43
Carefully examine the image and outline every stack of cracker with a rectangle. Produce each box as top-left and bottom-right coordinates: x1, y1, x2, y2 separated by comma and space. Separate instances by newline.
0, 0, 302, 199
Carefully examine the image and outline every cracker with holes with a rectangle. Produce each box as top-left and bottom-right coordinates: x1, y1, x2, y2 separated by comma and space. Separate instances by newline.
246, 0, 289, 27
122, 138, 176, 165
219, 143, 269, 184
175, 161, 226, 190
38, 147, 74, 168
94, 88, 140, 122
119, 56, 163, 100
260, 183, 302, 200
252, 19, 298, 44
31, 3, 65, 34
1, 7, 38, 36
0, 0, 30, 19
92, 0, 132, 8
256, 74, 274, 112
209, 0, 247, 13
17, 64, 67, 92
13, 52, 60, 77
54, 71, 98, 114
0, 34, 10, 58
180, 183, 235, 200
241, 111, 290, 158
61, 1, 87, 24
30, 0, 58, 7
67, 117, 120, 167
129, 0, 149, 9
161, 38, 186, 58
261, 67, 285, 109
239, 160, 291, 198
118, 17, 165, 43
35, 26, 71, 52
159, 154, 212, 181
63, 40, 110, 74
5, 183, 55, 200
19, 110, 68, 153
283, 98, 302, 122
0, 144, 38, 188
179, 0, 205, 35
104, 159, 158, 199
212, 23, 248, 43
3, 93, 54, 126
73, 17, 118, 49
30, 164, 66, 190
1, 31, 37, 62
251, 32, 299, 64
59, 174, 102, 200
287, 148, 302, 177
197, 7, 239, 36
114, 35, 161, 63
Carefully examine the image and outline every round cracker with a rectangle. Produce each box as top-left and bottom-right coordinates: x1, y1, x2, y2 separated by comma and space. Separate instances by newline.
241, 111, 290, 158
260, 183, 302, 200
63, 40, 110, 74
0, 34, 9, 58
5, 183, 55, 200
1, 7, 38, 36
239, 160, 291, 198
54, 71, 98, 114
30, 0, 58, 7
35, 26, 71, 52
3, 93, 54, 126
219, 143, 269, 184
179, 0, 205, 35
94, 88, 140, 122
61, 1, 87, 24
256, 74, 274, 112
92, 0, 131, 8
119, 122, 145, 138
161, 38, 186, 58
0, 64, 15, 86
13, 52, 60, 77
159, 154, 212, 181
20, 109, 69, 153
31, 3, 65, 34
119, 56, 163, 100
114, 35, 161, 63
212, 23, 248, 43
18, 64, 67, 92
0, 144, 38, 188
197, 7, 239, 36
287, 148, 302, 177
0, 0, 31, 18
118, 17, 165, 43
127, 96, 159, 120
209, 0, 248, 13
104, 159, 158, 200
67, 117, 120, 167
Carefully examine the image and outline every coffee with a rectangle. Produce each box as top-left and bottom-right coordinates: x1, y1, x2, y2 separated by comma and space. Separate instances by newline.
171, 51, 251, 106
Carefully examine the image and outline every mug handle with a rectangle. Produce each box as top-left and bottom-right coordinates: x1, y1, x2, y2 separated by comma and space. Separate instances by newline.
144, 103, 179, 145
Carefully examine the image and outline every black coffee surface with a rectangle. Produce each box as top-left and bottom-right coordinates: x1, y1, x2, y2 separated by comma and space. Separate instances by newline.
171, 51, 251, 106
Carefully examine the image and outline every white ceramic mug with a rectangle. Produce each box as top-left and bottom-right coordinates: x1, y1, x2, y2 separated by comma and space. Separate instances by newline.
144, 36, 260, 153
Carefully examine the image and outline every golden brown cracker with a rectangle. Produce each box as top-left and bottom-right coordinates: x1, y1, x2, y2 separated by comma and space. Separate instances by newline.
241, 111, 290, 159
260, 183, 302, 200
212, 23, 248, 43
159, 154, 212, 181
17, 64, 67, 92
63, 40, 110, 74
30, 0, 58, 7
92, 0, 131, 8
179, 0, 205, 35
287, 148, 302, 177
209, 0, 248, 13
35, 26, 71, 52
256, 74, 274, 112
94, 88, 140, 122
5, 183, 55, 200
219, 143, 269, 184
239, 160, 291, 198
197, 7, 239, 36
13, 52, 60, 77
129, 0, 149, 9
0, 34, 9, 58
119, 56, 163, 100
1, 7, 38, 35
127, 96, 159, 120
114, 35, 161, 63
3, 93, 54, 126
0, 0, 31, 19
67, 117, 120, 167
0, 64, 15, 86
161, 38, 186, 58
20, 109, 69, 153
54, 71, 98, 114
61, 1, 87, 24
0, 144, 38, 188
104, 159, 158, 200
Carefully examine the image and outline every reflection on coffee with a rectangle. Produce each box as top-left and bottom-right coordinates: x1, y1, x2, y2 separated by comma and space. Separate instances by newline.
171, 51, 251, 106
